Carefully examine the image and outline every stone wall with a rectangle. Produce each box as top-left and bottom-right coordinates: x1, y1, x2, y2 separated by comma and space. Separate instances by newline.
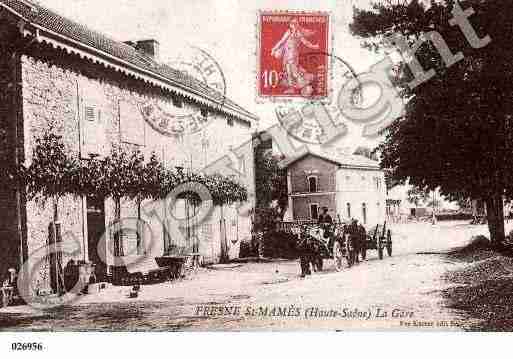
19, 46, 255, 285
288, 155, 338, 193
288, 155, 338, 221
286, 155, 386, 224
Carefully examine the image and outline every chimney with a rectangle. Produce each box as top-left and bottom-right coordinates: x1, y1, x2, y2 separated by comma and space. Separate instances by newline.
135, 39, 160, 61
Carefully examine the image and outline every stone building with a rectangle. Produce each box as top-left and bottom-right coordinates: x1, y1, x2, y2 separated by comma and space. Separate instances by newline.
282, 150, 386, 226
0, 0, 258, 287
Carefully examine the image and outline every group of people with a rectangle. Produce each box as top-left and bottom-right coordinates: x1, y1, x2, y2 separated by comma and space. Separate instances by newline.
298, 207, 366, 277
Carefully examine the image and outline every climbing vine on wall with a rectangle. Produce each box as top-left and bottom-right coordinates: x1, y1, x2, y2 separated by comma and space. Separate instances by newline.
5, 131, 248, 207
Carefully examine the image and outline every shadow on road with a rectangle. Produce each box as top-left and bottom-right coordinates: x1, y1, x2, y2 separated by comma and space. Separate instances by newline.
441, 238, 513, 331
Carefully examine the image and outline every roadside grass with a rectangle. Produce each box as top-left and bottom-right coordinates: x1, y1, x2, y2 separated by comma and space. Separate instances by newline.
441, 237, 513, 331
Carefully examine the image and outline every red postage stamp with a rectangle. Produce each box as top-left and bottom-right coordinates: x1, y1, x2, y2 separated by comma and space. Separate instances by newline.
258, 11, 330, 99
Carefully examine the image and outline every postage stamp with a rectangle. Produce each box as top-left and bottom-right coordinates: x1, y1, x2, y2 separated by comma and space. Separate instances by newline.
257, 11, 330, 99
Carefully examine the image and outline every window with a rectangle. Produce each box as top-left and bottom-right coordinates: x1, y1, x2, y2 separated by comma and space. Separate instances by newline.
120, 101, 144, 145
308, 176, 318, 193
346, 203, 351, 218
85, 106, 95, 121
362, 203, 367, 224
310, 204, 319, 220
81, 104, 106, 158
375, 177, 382, 191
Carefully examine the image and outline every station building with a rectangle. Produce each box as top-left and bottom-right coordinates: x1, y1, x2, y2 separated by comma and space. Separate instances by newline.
282, 150, 386, 226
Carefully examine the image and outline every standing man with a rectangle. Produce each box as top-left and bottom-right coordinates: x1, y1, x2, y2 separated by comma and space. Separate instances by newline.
357, 221, 367, 261
347, 218, 361, 263
315, 207, 334, 271
318, 207, 334, 247
318, 207, 333, 233
298, 229, 314, 278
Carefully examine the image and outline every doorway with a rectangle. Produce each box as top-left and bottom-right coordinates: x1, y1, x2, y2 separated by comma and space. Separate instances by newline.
310, 203, 319, 221
87, 196, 107, 281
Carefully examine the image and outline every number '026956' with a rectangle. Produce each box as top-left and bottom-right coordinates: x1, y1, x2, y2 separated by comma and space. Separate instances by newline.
11, 342, 44, 351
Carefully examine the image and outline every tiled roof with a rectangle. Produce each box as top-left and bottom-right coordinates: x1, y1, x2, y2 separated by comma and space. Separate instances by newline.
316, 150, 381, 169
0, 0, 257, 122
281, 149, 381, 170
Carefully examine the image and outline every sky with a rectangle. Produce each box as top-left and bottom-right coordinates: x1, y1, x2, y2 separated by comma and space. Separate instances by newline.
34, 0, 459, 208
37, 0, 383, 152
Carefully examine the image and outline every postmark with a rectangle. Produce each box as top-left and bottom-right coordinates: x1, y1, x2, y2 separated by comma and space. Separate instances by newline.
139, 45, 227, 137
273, 46, 405, 145
274, 51, 360, 145
257, 11, 330, 99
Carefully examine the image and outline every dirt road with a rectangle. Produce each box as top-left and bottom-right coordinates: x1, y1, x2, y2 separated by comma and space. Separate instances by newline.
0, 221, 499, 331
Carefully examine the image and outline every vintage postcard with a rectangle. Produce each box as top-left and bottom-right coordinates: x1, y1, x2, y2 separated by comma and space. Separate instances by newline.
0, 0, 511, 352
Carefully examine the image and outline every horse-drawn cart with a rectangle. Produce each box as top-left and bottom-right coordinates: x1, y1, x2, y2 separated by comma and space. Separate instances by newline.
362, 222, 393, 260
291, 220, 393, 273
295, 221, 364, 272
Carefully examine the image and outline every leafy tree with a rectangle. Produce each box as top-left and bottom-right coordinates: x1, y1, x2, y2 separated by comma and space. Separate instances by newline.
22, 130, 249, 261
351, 0, 513, 245
77, 147, 248, 209
254, 143, 288, 218
100, 146, 145, 223
141, 153, 167, 200
24, 132, 248, 241
26, 133, 80, 224
24, 132, 80, 294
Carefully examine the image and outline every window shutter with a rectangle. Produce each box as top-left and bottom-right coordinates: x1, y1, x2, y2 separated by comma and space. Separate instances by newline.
85, 106, 95, 121
81, 103, 106, 158
120, 101, 144, 145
